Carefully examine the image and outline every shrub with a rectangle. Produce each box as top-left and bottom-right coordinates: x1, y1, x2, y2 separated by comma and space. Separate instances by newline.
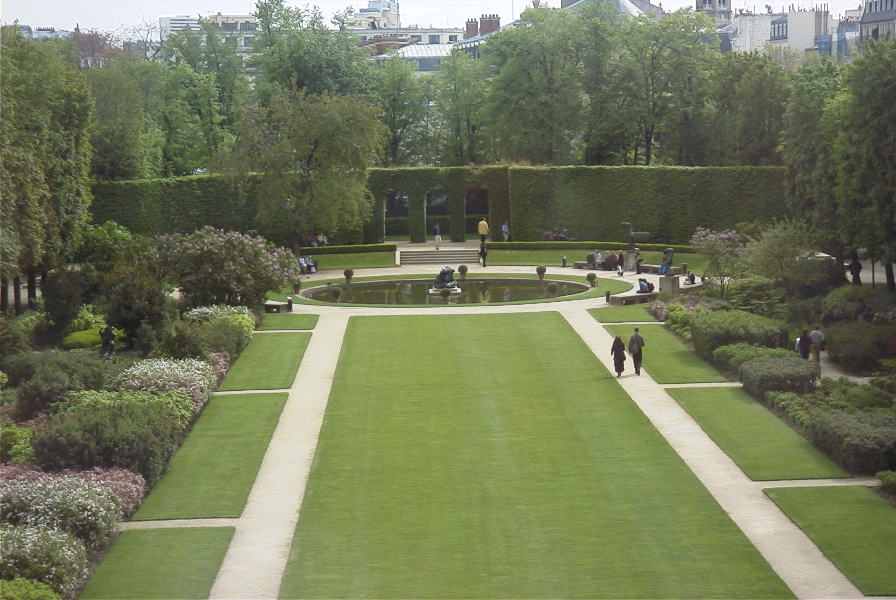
0, 525, 89, 599
826, 321, 896, 372
0, 477, 120, 551
183, 305, 251, 322
32, 401, 182, 485
0, 577, 60, 600
648, 300, 668, 321
201, 314, 254, 359
0, 425, 35, 464
65, 390, 194, 433
690, 309, 787, 359
2, 351, 108, 389
206, 352, 231, 385
16, 369, 75, 420
0, 465, 146, 518
586, 272, 597, 287
822, 285, 896, 323
157, 320, 208, 360
66, 305, 106, 335
726, 277, 786, 318
712, 343, 795, 371
115, 358, 216, 414
0, 317, 30, 361
61, 329, 101, 350
536, 266, 547, 280
41, 270, 83, 335
878, 470, 896, 495
159, 227, 300, 307
740, 356, 817, 398
0, 371, 6, 389
8, 312, 51, 347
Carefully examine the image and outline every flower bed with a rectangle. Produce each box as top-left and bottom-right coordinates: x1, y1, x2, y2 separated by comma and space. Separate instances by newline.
115, 358, 216, 413
0, 525, 89, 600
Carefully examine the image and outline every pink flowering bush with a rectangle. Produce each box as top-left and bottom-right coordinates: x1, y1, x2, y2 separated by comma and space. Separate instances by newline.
115, 358, 216, 413
0, 525, 89, 599
207, 352, 231, 385
0, 478, 119, 551
0, 466, 146, 518
159, 227, 299, 307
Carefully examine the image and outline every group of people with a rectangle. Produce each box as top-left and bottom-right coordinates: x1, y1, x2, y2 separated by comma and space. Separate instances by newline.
610, 329, 646, 377
298, 256, 318, 274
302, 232, 329, 247
796, 328, 825, 362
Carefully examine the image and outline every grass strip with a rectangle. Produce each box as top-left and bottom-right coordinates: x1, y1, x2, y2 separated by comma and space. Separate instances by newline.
81, 527, 234, 599
306, 251, 395, 271
603, 324, 727, 383
220, 333, 309, 391
258, 313, 319, 331
670, 388, 846, 480
589, 304, 658, 323
280, 313, 790, 599
766, 486, 896, 595
133, 393, 288, 520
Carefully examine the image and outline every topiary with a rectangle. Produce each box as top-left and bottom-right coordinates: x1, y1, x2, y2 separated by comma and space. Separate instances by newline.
586, 272, 598, 288
458, 264, 468, 280
536, 265, 547, 280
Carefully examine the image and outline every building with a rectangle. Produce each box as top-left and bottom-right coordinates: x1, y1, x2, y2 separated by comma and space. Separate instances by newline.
159, 15, 201, 40
724, 11, 783, 52
373, 43, 454, 72
860, 0, 896, 39
454, 14, 504, 59
344, 0, 401, 29
766, 6, 834, 58
836, 5, 863, 58
17, 25, 73, 40
696, 0, 733, 26
204, 13, 257, 58
355, 26, 463, 54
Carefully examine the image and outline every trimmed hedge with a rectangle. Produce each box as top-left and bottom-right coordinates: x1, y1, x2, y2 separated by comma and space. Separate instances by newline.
91, 166, 787, 244
690, 310, 788, 360
299, 243, 396, 255
485, 241, 695, 252
827, 321, 896, 372
712, 343, 795, 371
740, 356, 817, 398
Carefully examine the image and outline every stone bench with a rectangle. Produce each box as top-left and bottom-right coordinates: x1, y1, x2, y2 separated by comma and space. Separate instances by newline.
609, 292, 658, 306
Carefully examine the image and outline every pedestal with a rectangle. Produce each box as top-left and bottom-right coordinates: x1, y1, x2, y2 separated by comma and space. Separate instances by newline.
659, 275, 679, 295
624, 250, 638, 272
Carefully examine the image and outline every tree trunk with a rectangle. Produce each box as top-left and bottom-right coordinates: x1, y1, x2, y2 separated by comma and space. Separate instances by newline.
644, 126, 654, 166
27, 271, 37, 310
13, 276, 22, 315
886, 261, 895, 292
0, 276, 7, 313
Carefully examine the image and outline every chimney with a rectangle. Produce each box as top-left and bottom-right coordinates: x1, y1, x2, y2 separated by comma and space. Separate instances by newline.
479, 13, 500, 35
465, 17, 479, 38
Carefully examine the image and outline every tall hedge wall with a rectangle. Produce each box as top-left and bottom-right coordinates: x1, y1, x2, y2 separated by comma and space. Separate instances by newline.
90, 166, 787, 244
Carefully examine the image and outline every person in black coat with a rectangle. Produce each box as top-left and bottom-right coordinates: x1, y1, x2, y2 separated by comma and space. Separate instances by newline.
611, 336, 626, 377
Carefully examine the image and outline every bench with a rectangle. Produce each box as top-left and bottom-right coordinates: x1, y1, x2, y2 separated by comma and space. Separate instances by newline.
609, 292, 658, 306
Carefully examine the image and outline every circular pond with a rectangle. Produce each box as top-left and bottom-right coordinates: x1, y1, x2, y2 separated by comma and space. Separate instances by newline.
302, 278, 591, 305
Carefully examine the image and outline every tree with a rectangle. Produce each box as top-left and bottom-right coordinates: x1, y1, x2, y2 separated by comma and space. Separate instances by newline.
690, 227, 747, 298
376, 57, 428, 165
745, 219, 841, 294
234, 90, 385, 246
434, 51, 488, 165
88, 58, 147, 179
484, 8, 586, 164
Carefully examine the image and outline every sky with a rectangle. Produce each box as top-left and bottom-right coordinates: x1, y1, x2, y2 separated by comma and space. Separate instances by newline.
2, 0, 865, 36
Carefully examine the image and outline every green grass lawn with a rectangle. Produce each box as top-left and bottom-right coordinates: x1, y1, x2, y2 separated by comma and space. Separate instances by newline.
670, 388, 846, 480
766, 486, 896, 595
306, 251, 395, 271
603, 324, 727, 384
589, 304, 658, 323
490, 249, 708, 273
279, 313, 790, 598
258, 313, 319, 331
81, 528, 234, 599
220, 333, 310, 391
133, 393, 288, 520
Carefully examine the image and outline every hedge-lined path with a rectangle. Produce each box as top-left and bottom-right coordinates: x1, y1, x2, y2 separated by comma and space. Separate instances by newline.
209, 313, 350, 600
560, 306, 862, 599
120, 518, 240, 530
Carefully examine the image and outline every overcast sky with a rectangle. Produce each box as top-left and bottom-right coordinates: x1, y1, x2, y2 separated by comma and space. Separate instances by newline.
3, 0, 865, 36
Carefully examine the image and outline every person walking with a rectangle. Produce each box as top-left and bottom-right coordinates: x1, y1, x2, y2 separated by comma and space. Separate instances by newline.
501, 221, 510, 242
611, 336, 627, 377
616, 252, 624, 272
478, 218, 490, 244
433, 222, 442, 251
798, 329, 812, 360
479, 242, 488, 267
849, 254, 863, 285
628, 328, 646, 376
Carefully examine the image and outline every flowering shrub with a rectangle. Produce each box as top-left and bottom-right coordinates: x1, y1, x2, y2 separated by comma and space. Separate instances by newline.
207, 352, 231, 384
159, 227, 300, 307
65, 390, 194, 433
0, 577, 60, 600
184, 305, 250, 322
115, 358, 216, 413
0, 466, 146, 518
0, 478, 119, 551
689, 227, 747, 298
0, 525, 89, 599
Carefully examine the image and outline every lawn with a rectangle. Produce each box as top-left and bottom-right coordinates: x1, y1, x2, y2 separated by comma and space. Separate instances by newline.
766, 486, 896, 595
81, 527, 234, 599
603, 324, 728, 383
279, 313, 790, 598
305, 251, 395, 271
258, 313, 319, 330
490, 249, 708, 273
219, 333, 310, 391
589, 304, 658, 323
670, 388, 846, 480
133, 393, 288, 520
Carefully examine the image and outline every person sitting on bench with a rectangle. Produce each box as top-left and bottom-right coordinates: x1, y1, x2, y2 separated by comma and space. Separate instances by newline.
684, 271, 696, 285
636, 278, 655, 293
299, 256, 318, 274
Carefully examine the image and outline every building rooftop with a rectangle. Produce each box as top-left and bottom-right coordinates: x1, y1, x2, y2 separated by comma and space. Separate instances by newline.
378, 43, 455, 59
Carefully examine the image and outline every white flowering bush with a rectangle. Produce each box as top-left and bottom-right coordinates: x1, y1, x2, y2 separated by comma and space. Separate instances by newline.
115, 358, 216, 413
184, 304, 250, 322
0, 525, 89, 599
0, 477, 120, 551
65, 390, 193, 433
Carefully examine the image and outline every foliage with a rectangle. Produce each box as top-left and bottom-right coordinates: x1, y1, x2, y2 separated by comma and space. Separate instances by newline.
725, 277, 786, 318
739, 356, 817, 398
66, 305, 106, 334
40, 269, 82, 335
159, 227, 299, 307
6, 351, 109, 419
376, 58, 428, 165
711, 343, 795, 371
0, 370, 6, 389
435, 52, 488, 165
115, 358, 216, 414
826, 321, 896, 372
0, 317, 30, 361
60, 329, 101, 350
690, 309, 787, 359
878, 470, 896, 495
73, 221, 133, 302
65, 389, 194, 434
0, 465, 146, 518
0, 424, 34, 464
183, 304, 251, 322
0, 525, 88, 600
689, 227, 747, 297
0, 578, 60, 600
32, 401, 183, 485
745, 219, 842, 295
822, 285, 896, 323
0, 477, 120, 551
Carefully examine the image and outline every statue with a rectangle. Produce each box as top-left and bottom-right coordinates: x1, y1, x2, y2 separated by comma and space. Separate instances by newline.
659, 247, 674, 275
433, 266, 459, 290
